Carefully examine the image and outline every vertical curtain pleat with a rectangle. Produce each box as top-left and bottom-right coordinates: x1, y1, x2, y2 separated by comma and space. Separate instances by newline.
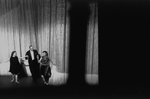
86, 3, 98, 74
85, 2, 98, 84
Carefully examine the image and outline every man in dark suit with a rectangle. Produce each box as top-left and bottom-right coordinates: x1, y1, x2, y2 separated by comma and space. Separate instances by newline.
25, 45, 41, 82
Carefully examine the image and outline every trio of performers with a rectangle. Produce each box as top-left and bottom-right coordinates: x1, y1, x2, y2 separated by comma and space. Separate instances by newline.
0, 45, 53, 85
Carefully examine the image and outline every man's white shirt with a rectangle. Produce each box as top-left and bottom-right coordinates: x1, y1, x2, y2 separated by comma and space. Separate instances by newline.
30, 50, 34, 60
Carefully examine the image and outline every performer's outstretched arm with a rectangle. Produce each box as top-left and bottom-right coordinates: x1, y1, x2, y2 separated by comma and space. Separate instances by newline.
0, 58, 10, 63
18, 56, 27, 58
38, 57, 42, 63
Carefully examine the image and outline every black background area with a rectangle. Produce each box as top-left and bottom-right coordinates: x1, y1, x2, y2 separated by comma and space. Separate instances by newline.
100, 0, 150, 98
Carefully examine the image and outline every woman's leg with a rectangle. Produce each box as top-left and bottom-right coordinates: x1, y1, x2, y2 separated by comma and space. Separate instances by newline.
42, 75, 46, 83
44, 75, 49, 85
44, 75, 49, 84
41, 66, 46, 83
14, 74, 19, 83
11, 74, 15, 82
42, 66, 49, 85
44, 66, 50, 85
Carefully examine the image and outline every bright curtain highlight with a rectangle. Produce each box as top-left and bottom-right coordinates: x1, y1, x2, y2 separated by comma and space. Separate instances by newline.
86, 2, 98, 84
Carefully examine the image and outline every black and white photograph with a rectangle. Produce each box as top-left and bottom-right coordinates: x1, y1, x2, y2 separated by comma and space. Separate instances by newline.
0, 0, 99, 98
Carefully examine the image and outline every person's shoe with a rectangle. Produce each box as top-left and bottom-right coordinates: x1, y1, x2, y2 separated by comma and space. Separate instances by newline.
11, 79, 14, 83
44, 81, 46, 84
15, 81, 19, 84
44, 82, 48, 85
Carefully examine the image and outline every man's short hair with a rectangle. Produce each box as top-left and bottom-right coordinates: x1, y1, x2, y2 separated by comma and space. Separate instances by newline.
29, 45, 33, 49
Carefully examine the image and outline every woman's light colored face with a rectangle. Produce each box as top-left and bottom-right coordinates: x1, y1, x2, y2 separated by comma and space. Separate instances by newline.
42, 52, 46, 56
13, 52, 17, 57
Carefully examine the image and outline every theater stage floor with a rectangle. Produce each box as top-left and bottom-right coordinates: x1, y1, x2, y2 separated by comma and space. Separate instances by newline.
0, 62, 98, 85
0, 75, 99, 99
0, 62, 99, 98
0, 76, 47, 88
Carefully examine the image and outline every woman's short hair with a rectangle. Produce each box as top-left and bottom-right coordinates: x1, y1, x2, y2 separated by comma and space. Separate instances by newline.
42, 51, 48, 56
11, 51, 16, 57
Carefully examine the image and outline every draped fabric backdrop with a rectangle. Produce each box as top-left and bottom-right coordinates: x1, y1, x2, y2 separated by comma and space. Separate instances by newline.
85, 2, 98, 84
0, 0, 69, 73
86, 3, 98, 74
0, 0, 98, 78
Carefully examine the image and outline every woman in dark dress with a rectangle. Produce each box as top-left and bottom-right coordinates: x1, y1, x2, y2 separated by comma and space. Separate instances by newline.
9, 51, 21, 83
39, 51, 52, 85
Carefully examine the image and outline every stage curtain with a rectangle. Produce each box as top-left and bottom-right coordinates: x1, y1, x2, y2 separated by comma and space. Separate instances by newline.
85, 2, 98, 84
0, 0, 69, 74
86, 3, 98, 74
0, 0, 98, 77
